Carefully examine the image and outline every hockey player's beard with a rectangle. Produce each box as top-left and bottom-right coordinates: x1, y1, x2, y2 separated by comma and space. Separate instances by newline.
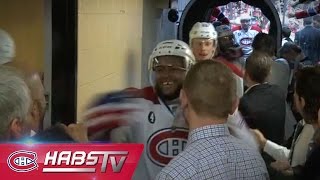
155, 83, 182, 102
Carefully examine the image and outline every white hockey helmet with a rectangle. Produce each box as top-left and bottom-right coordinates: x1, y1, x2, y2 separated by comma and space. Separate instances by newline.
148, 39, 195, 71
240, 14, 252, 21
189, 22, 218, 45
0, 29, 15, 65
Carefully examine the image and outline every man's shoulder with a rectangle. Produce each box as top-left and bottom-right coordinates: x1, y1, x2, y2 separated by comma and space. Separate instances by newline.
273, 58, 290, 71
249, 29, 259, 34
157, 149, 198, 179
257, 83, 286, 97
224, 138, 268, 173
267, 83, 286, 93
301, 26, 318, 34
242, 84, 284, 99
233, 29, 242, 35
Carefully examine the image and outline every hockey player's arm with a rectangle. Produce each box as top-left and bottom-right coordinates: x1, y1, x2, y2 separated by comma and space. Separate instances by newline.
291, 4, 320, 19
211, 7, 230, 25
110, 126, 132, 143
227, 109, 259, 150
84, 89, 140, 142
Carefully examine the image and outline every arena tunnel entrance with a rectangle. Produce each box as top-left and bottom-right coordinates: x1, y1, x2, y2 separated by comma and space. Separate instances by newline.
178, 0, 282, 51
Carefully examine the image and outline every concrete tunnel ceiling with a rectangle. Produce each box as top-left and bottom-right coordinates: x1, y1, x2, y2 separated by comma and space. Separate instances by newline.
178, 0, 282, 51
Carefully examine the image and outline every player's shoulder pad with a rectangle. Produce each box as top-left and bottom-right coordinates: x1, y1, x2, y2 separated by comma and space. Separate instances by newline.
92, 86, 159, 107
124, 86, 159, 104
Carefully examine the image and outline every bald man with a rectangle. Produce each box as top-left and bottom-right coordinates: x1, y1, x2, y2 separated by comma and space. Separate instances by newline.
25, 72, 46, 135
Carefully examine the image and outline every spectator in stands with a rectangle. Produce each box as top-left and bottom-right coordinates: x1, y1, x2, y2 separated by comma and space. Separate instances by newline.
288, 1, 320, 19
295, 17, 320, 64
209, 7, 230, 25
313, 15, 320, 29
282, 26, 293, 46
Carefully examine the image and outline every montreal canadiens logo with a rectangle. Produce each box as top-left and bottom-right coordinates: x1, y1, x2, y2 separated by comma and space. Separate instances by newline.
7, 150, 38, 172
240, 37, 253, 45
147, 128, 188, 167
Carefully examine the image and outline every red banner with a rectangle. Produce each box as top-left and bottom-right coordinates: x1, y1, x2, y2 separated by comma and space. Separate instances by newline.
0, 144, 143, 180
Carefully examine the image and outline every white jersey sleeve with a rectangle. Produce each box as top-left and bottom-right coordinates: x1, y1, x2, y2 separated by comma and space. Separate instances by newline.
227, 109, 259, 151
110, 126, 132, 143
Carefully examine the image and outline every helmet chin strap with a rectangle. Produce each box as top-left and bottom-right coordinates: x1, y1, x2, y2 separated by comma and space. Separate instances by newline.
210, 49, 216, 59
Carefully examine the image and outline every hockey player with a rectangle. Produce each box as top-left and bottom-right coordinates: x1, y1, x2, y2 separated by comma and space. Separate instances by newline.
215, 25, 245, 98
233, 15, 259, 58
84, 39, 195, 180
84, 42, 258, 179
189, 22, 218, 61
214, 26, 258, 150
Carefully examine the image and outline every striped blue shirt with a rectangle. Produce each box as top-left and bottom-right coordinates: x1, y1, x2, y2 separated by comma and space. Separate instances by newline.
156, 124, 269, 180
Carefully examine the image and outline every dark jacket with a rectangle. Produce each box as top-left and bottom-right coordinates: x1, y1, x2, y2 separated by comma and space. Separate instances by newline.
295, 26, 320, 64
301, 146, 320, 180
239, 83, 286, 145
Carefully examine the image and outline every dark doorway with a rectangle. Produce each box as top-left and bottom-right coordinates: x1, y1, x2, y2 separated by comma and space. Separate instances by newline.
178, 0, 282, 51
51, 0, 78, 125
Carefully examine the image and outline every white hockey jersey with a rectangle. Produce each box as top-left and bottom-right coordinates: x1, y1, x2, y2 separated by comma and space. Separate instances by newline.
85, 87, 188, 180
233, 28, 259, 57
85, 86, 258, 180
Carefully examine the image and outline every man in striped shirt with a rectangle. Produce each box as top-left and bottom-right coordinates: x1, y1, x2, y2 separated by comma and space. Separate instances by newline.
156, 60, 269, 180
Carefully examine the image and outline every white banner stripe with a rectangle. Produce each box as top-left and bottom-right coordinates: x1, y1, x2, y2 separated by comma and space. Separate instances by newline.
83, 103, 143, 117
42, 168, 96, 173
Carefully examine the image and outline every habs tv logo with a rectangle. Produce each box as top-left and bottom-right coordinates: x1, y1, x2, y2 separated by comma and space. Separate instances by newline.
7, 150, 128, 173
1, 144, 143, 179
7, 150, 38, 172
42, 150, 128, 173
